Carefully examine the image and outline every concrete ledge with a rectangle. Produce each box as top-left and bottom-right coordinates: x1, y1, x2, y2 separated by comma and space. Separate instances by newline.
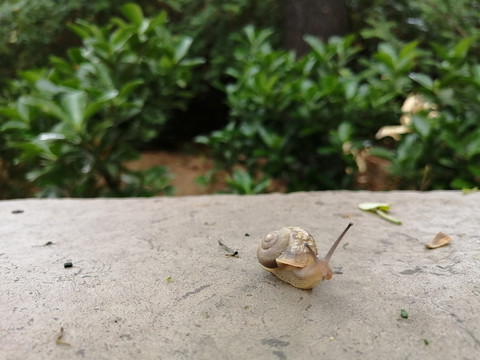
2, 191, 480, 359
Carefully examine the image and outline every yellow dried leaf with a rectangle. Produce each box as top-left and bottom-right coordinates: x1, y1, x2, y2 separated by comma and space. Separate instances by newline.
425, 232, 451, 249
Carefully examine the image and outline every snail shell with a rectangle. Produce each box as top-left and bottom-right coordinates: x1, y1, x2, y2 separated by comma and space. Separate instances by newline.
257, 223, 353, 289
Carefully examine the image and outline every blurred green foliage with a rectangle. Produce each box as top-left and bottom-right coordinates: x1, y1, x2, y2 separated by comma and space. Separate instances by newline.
351, 0, 480, 190
199, 0, 480, 191
198, 28, 366, 190
0, 3, 202, 197
1, 0, 480, 197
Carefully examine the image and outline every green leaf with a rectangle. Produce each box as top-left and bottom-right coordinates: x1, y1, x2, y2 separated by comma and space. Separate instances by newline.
399, 40, 419, 60
174, 37, 193, 63
35, 79, 69, 95
358, 203, 402, 224
0, 120, 28, 131
37, 132, 66, 141
375, 209, 402, 225
121, 3, 144, 26
375, 43, 397, 69
358, 203, 391, 211
252, 177, 270, 194
369, 147, 394, 161
61, 92, 87, 131
465, 137, 480, 158
19, 69, 45, 83
179, 57, 205, 67
411, 115, 431, 138
111, 27, 134, 52
409, 73, 434, 90
452, 37, 473, 59
22, 97, 68, 123
337, 122, 353, 143
451, 178, 475, 190
118, 80, 142, 98
67, 23, 91, 39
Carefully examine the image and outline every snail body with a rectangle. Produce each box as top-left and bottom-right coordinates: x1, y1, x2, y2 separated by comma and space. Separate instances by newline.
257, 223, 353, 289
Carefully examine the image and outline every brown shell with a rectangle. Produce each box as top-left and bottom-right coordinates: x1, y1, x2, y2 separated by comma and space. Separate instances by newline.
257, 227, 318, 269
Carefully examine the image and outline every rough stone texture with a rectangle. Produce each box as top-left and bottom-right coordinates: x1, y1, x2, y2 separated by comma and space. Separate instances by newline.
1, 191, 480, 360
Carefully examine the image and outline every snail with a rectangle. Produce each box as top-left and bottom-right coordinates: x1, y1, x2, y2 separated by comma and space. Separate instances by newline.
257, 222, 353, 289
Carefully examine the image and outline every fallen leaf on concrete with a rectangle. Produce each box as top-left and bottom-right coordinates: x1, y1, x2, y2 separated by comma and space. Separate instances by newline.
400, 309, 408, 319
425, 232, 451, 249
358, 203, 402, 225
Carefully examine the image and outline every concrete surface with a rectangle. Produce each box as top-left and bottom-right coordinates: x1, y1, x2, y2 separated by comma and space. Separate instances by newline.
1, 191, 480, 360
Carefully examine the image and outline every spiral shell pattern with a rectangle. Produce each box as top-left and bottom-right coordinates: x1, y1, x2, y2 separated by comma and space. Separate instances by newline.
257, 227, 318, 269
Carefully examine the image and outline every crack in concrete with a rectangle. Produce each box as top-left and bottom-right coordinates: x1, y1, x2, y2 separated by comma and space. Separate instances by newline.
181, 284, 211, 300
431, 298, 480, 348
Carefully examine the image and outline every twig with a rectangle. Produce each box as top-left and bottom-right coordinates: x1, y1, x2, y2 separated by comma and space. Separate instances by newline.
218, 240, 239, 257
56, 327, 71, 346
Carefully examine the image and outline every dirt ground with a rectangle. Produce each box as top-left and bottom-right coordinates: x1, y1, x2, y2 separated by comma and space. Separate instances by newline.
128, 150, 392, 196
127, 151, 227, 196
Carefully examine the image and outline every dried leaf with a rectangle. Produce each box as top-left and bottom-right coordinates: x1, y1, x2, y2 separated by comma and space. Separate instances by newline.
375, 125, 411, 140
426, 232, 451, 249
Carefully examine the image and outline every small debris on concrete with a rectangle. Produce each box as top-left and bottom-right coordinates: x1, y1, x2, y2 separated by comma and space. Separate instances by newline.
11, 209, 24, 214
400, 309, 408, 319
426, 232, 451, 249
218, 240, 239, 257
44, 241, 53, 246
56, 327, 71, 346
64, 262, 73, 268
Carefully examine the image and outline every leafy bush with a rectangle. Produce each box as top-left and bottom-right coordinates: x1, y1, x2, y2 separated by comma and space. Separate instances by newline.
225, 169, 270, 195
153, 0, 280, 82
3, 0, 480, 195
374, 38, 480, 189
198, 26, 390, 190
351, 0, 480, 190
0, 3, 202, 198
1, 0, 111, 86
198, 21, 480, 191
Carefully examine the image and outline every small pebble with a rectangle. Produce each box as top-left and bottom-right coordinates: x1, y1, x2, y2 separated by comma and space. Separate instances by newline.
400, 309, 408, 319
64, 262, 73, 268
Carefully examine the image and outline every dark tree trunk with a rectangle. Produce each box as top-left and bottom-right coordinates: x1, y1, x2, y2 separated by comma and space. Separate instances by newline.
283, 0, 349, 56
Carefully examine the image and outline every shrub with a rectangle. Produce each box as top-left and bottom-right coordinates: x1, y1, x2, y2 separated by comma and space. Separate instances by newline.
199, 22, 480, 192
374, 38, 480, 189
198, 26, 392, 191
0, 3, 203, 198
